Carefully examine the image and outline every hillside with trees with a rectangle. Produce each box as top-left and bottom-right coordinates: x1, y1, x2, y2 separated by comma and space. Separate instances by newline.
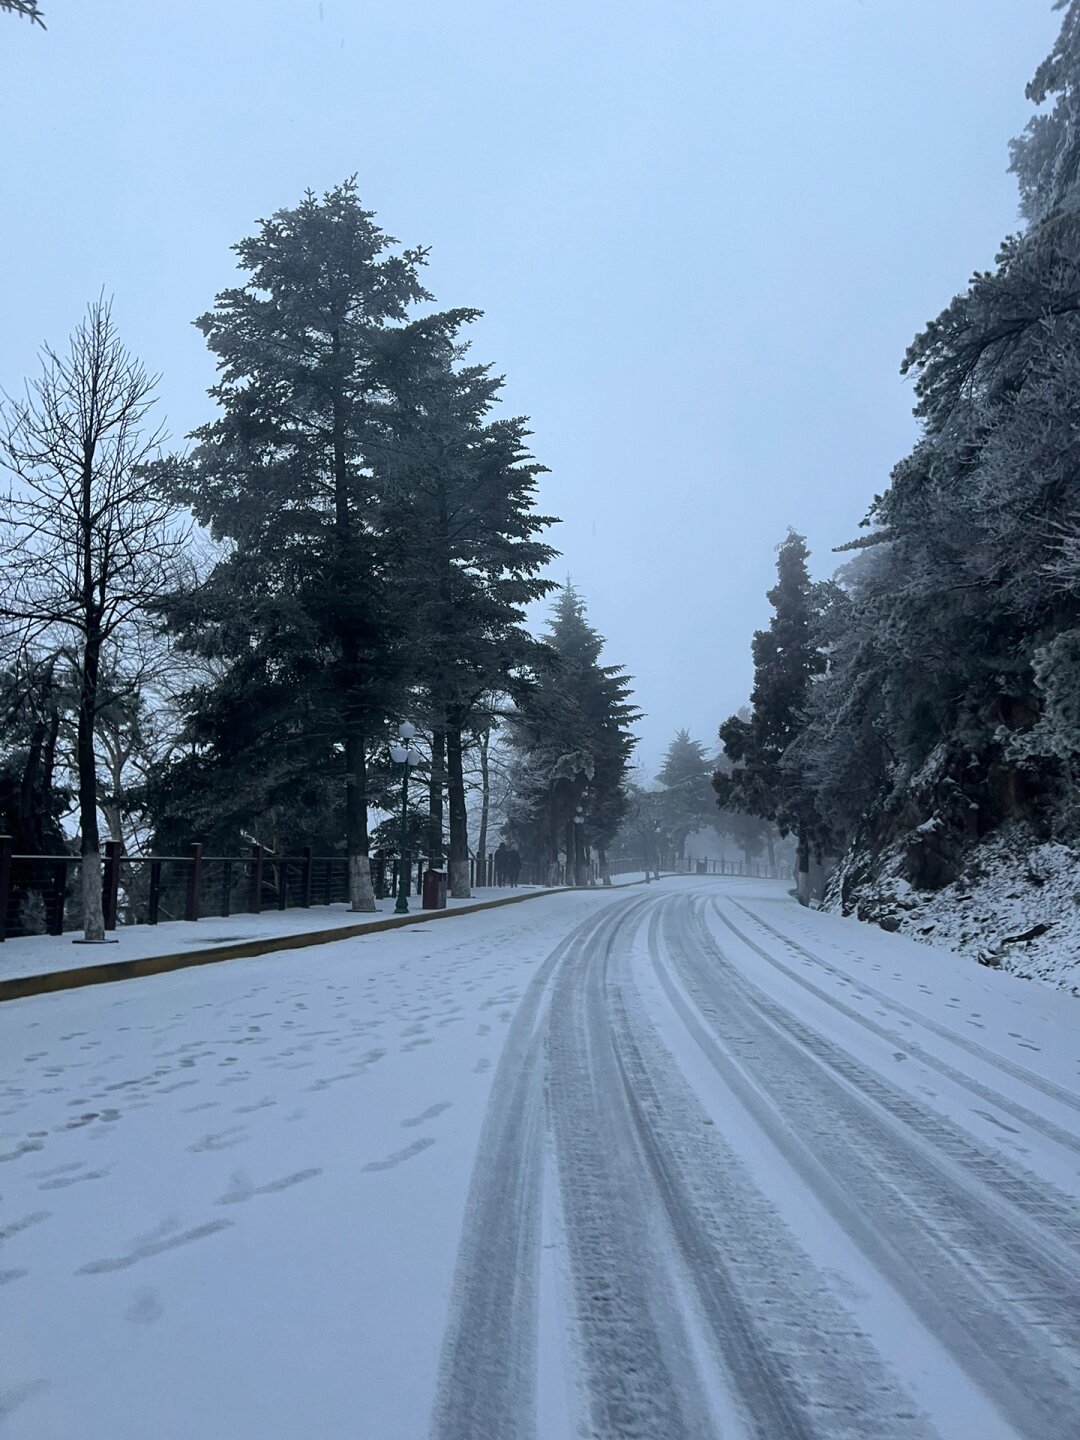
716, 7, 1080, 984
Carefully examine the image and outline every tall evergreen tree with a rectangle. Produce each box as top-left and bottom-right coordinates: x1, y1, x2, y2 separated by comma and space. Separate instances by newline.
506, 585, 639, 884
655, 729, 716, 860
163, 181, 473, 909
715, 530, 826, 900
377, 341, 557, 897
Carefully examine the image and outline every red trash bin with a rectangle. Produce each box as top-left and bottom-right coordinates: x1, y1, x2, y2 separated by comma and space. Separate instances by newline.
422, 869, 447, 910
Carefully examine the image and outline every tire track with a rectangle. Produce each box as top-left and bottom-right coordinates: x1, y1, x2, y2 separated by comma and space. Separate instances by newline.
726, 899, 1080, 1132
657, 897, 1080, 1440
547, 892, 936, 1440
429, 896, 653, 1440
707, 903, 1080, 1247
545, 901, 721, 1440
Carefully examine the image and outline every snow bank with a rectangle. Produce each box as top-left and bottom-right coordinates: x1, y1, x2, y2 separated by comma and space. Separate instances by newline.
824, 827, 1080, 994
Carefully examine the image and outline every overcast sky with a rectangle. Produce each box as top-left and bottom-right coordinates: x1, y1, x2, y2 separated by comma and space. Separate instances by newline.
0, 1, 1063, 779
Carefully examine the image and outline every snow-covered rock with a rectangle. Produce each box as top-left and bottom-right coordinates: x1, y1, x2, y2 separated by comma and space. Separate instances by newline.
823, 826, 1080, 993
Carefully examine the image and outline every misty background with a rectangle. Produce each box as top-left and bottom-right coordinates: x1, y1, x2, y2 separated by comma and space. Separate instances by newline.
0, 0, 1060, 777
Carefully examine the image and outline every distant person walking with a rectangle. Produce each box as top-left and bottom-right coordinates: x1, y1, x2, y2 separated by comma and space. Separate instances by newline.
494, 842, 509, 887
505, 848, 521, 887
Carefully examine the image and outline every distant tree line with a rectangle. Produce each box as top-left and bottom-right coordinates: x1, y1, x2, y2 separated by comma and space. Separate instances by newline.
714, 2, 1080, 906
0, 182, 641, 935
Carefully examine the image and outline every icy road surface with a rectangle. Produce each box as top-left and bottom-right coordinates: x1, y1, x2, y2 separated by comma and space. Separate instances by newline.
2, 880, 1079, 1439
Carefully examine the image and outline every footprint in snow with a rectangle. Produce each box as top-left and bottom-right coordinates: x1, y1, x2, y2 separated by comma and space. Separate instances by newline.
0, 1140, 44, 1162
234, 1097, 276, 1115
401, 1102, 451, 1128
32, 1160, 83, 1179
187, 1127, 248, 1153
362, 1138, 435, 1172
38, 1168, 109, 1191
78, 1221, 232, 1274
216, 1167, 323, 1204
0, 1211, 50, 1243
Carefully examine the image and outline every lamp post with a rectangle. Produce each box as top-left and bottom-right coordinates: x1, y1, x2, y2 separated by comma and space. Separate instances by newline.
389, 722, 421, 914
573, 805, 585, 886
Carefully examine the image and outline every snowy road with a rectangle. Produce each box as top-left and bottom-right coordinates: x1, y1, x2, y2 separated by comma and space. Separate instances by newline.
2, 880, 1079, 1439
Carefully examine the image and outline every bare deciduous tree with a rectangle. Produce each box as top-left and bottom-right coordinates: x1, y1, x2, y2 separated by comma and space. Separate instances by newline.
0, 300, 191, 941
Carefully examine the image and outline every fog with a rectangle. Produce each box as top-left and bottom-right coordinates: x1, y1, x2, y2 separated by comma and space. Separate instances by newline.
0, 0, 1060, 775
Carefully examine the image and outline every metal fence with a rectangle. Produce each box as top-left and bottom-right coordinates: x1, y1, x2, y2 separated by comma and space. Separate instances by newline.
0, 836, 780, 942
666, 856, 790, 880
0, 840, 462, 941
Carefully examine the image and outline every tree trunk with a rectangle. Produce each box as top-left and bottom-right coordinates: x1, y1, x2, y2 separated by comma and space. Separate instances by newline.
796, 827, 810, 907
476, 727, 490, 886
102, 725, 128, 845
428, 727, 446, 863
77, 634, 105, 941
598, 843, 612, 886
446, 724, 471, 899
547, 786, 561, 885
330, 360, 374, 914
346, 726, 375, 911
42, 704, 60, 827
766, 830, 776, 871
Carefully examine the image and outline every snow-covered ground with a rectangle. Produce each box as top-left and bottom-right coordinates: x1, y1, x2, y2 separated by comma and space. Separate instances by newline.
0, 884, 560, 985
2, 877, 1077, 1439
824, 828, 1080, 994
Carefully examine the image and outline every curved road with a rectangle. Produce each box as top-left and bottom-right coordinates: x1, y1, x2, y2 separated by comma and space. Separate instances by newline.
430, 884, 1080, 1440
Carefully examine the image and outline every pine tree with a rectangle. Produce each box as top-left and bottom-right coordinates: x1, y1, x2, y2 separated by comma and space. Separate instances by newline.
655, 729, 716, 861
715, 531, 826, 900
376, 342, 556, 897
164, 182, 473, 909
506, 585, 639, 884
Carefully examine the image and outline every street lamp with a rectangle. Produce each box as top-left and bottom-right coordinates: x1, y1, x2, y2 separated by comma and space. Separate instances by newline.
389, 722, 421, 914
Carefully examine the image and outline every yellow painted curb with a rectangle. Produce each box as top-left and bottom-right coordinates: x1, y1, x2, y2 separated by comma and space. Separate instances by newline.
0, 880, 656, 1003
